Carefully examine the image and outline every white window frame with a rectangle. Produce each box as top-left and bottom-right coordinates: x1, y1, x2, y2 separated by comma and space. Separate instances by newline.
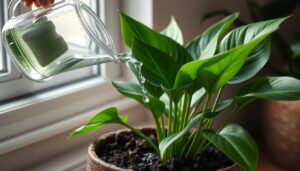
0, 0, 153, 170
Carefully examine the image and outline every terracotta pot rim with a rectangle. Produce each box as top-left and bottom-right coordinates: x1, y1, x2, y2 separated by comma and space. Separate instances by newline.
87, 127, 239, 171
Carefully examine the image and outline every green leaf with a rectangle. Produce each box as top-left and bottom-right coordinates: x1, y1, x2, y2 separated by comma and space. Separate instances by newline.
236, 77, 300, 104
159, 114, 201, 158
220, 17, 287, 84
205, 99, 233, 118
119, 12, 192, 65
175, 35, 266, 93
132, 38, 181, 88
187, 13, 238, 60
203, 124, 258, 171
128, 63, 164, 98
70, 107, 127, 136
191, 88, 206, 105
161, 17, 183, 45
111, 80, 165, 118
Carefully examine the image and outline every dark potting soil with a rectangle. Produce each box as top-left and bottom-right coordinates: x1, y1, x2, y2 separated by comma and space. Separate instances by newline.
96, 132, 234, 171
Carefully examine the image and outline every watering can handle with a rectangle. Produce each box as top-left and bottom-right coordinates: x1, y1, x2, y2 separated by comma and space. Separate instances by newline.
7, 0, 54, 19
8, 0, 23, 19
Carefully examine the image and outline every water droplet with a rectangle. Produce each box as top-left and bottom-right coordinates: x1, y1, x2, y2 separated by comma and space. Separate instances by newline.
143, 96, 150, 103
142, 86, 147, 93
140, 75, 146, 83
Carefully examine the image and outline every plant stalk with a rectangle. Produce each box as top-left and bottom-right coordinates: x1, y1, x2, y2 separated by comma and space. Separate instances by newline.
184, 95, 211, 158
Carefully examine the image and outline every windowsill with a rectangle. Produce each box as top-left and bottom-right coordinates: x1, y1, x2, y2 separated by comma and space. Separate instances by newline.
0, 76, 124, 155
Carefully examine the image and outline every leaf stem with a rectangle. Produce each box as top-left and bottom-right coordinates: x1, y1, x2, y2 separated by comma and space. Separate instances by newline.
190, 93, 206, 120
207, 87, 224, 129
153, 115, 163, 143
181, 93, 192, 129
166, 94, 174, 159
184, 95, 211, 158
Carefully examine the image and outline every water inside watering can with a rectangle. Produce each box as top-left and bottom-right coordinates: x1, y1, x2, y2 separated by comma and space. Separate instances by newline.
6, 26, 150, 103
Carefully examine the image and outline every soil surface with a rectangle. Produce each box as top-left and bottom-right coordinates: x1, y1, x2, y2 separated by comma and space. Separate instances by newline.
96, 131, 233, 171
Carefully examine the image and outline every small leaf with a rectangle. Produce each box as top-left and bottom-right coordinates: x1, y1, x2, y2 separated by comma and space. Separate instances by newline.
205, 99, 233, 118
111, 80, 165, 118
161, 17, 183, 45
187, 13, 238, 60
159, 114, 201, 158
70, 107, 127, 137
236, 77, 300, 104
119, 12, 192, 65
132, 38, 181, 88
203, 124, 258, 171
220, 17, 288, 84
191, 88, 206, 105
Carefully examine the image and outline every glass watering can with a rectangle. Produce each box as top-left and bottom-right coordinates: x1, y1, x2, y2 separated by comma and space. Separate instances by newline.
2, 0, 126, 81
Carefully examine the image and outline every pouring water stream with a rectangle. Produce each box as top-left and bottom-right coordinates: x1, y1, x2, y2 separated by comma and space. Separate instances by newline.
114, 52, 150, 103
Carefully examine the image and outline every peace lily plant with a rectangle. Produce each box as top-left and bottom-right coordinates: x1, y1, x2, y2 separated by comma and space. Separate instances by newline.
71, 12, 300, 171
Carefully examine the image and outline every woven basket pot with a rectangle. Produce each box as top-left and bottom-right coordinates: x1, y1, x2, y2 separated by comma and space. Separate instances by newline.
263, 100, 300, 171
86, 127, 241, 171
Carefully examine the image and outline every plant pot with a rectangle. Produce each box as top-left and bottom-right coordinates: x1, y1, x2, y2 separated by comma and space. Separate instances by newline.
86, 127, 240, 171
263, 100, 300, 171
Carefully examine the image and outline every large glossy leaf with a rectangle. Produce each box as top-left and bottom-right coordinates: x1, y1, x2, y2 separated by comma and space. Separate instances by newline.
111, 80, 165, 118
161, 17, 183, 45
119, 12, 192, 65
128, 63, 164, 98
236, 77, 300, 105
187, 13, 238, 60
203, 124, 258, 171
220, 17, 287, 84
70, 107, 127, 136
132, 38, 181, 88
159, 114, 201, 158
174, 34, 267, 93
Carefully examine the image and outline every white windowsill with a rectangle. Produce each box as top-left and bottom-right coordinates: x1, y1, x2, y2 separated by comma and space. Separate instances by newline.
0, 76, 124, 155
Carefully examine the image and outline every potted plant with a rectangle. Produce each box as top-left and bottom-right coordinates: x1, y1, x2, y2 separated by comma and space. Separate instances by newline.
70, 12, 300, 171
204, 1, 300, 170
